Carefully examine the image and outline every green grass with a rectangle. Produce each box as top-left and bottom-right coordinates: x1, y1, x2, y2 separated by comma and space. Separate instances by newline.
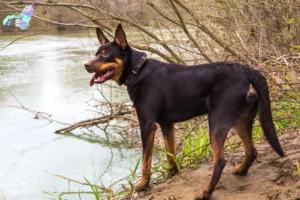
151, 121, 212, 178
44, 158, 141, 200
127, 156, 142, 190
179, 123, 211, 167
155, 147, 180, 172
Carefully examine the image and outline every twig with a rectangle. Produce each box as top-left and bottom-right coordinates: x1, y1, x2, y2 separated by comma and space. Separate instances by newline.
0, 1, 98, 28
9, 105, 69, 125
0, 188, 7, 200
172, 0, 247, 61
43, 170, 106, 190
169, 0, 213, 62
7, 1, 96, 10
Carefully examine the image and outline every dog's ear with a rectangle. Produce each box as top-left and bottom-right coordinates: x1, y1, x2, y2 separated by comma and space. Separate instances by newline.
114, 24, 127, 49
96, 27, 109, 45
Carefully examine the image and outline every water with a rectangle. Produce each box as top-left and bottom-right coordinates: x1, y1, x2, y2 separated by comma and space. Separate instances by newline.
0, 32, 138, 199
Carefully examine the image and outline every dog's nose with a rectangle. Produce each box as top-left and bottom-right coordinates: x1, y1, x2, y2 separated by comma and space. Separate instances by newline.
84, 64, 90, 69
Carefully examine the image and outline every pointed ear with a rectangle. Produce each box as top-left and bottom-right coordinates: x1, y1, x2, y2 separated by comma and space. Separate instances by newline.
96, 27, 109, 45
114, 24, 127, 49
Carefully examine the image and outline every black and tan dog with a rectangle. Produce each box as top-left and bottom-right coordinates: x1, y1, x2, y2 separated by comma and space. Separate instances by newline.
84, 24, 284, 200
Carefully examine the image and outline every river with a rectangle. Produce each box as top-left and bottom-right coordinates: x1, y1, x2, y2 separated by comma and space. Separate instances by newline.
0, 32, 138, 200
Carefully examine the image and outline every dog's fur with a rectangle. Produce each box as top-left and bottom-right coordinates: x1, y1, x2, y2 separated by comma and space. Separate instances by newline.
85, 24, 284, 200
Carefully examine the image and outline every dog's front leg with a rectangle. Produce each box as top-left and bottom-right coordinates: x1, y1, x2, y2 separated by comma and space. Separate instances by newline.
135, 121, 157, 191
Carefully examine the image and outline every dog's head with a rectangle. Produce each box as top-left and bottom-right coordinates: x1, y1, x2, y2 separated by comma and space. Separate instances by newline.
84, 24, 130, 86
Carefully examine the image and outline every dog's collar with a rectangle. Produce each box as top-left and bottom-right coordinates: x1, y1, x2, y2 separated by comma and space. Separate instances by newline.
123, 55, 147, 86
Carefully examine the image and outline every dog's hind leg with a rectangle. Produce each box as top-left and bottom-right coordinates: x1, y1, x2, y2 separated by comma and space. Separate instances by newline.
160, 123, 179, 177
233, 109, 258, 176
196, 119, 230, 200
196, 84, 249, 200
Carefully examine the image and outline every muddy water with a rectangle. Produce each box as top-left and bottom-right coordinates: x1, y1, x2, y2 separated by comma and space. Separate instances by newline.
0, 32, 138, 199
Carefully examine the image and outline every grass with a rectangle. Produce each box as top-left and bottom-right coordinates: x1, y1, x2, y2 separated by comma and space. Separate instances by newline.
179, 123, 211, 167
127, 156, 142, 190
155, 147, 180, 172
151, 120, 212, 179
44, 157, 140, 200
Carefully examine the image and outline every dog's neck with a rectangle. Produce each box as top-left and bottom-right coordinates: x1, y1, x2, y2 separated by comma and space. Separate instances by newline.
119, 48, 147, 85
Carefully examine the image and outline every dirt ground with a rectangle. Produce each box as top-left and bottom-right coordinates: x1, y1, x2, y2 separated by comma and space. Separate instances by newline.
136, 132, 300, 200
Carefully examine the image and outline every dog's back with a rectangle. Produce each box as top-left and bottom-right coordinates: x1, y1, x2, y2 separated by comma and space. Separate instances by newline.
130, 60, 256, 124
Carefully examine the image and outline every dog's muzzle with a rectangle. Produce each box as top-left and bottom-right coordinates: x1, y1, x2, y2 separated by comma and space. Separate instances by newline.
84, 63, 93, 73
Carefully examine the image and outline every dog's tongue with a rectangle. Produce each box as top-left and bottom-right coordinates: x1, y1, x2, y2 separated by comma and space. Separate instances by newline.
90, 76, 95, 87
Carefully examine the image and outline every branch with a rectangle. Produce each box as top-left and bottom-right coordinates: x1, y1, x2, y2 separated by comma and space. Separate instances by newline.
147, 1, 181, 27
130, 42, 177, 63
10, 105, 70, 125
172, 0, 247, 61
89, 0, 113, 32
0, 1, 98, 28
0, 16, 112, 51
44, 170, 106, 190
113, 15, 184, 63
169, 0, 213, 63
55, 109, 131, 133
8, 1, 97, 10
1, 0, 183, 63
68, 3, 184, 63
69, 6, 112, 32
6, 88, 69, 125
67, 4, 183, 63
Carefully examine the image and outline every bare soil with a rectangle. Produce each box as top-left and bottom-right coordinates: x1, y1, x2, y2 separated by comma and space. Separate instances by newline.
137, 132, 300, 200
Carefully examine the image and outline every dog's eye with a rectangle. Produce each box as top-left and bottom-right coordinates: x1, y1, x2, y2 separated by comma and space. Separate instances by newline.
101, 50, 109, 57
102, 52, 109, 57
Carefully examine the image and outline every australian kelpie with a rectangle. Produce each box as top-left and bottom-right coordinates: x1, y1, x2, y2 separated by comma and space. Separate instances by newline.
84, 24, 284, 200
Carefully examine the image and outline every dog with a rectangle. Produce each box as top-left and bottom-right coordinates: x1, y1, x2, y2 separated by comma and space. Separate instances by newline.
84, 24, 284, 200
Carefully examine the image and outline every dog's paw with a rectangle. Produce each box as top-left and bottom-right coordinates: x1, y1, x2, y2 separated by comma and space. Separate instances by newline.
195, 190, 212, 200
232, 165, 248, 176
135, 179, 149, 192
167, 166, 179, 177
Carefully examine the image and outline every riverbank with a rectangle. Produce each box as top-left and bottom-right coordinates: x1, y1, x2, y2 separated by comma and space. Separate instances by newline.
136, 132, 300, 200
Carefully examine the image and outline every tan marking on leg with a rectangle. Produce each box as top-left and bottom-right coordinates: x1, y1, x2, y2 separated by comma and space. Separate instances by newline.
135, 125, 157, 191
233, 120, 257, 175
132, 106, 137, 116
196, 132, 226, 200
161, 123, 179, 177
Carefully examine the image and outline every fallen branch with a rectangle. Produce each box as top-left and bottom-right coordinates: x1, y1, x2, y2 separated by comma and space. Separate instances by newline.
9, 105, 69, 125
55, 109, 131, 133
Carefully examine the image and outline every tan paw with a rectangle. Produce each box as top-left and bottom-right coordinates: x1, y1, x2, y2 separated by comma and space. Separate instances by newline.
135, 179, 149, 192
167, 166, 179, 177
232, 164, 248, 176
195, 190, 212, 200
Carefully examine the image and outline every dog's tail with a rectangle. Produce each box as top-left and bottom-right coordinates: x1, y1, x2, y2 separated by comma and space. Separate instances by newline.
246, 67, 284, 157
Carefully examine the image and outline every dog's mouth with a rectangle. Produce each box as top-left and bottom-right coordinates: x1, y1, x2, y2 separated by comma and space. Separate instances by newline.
90, 68, 115, 86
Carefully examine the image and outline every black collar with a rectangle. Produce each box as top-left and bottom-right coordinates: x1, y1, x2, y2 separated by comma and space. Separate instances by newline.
123, 55, 147, 86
